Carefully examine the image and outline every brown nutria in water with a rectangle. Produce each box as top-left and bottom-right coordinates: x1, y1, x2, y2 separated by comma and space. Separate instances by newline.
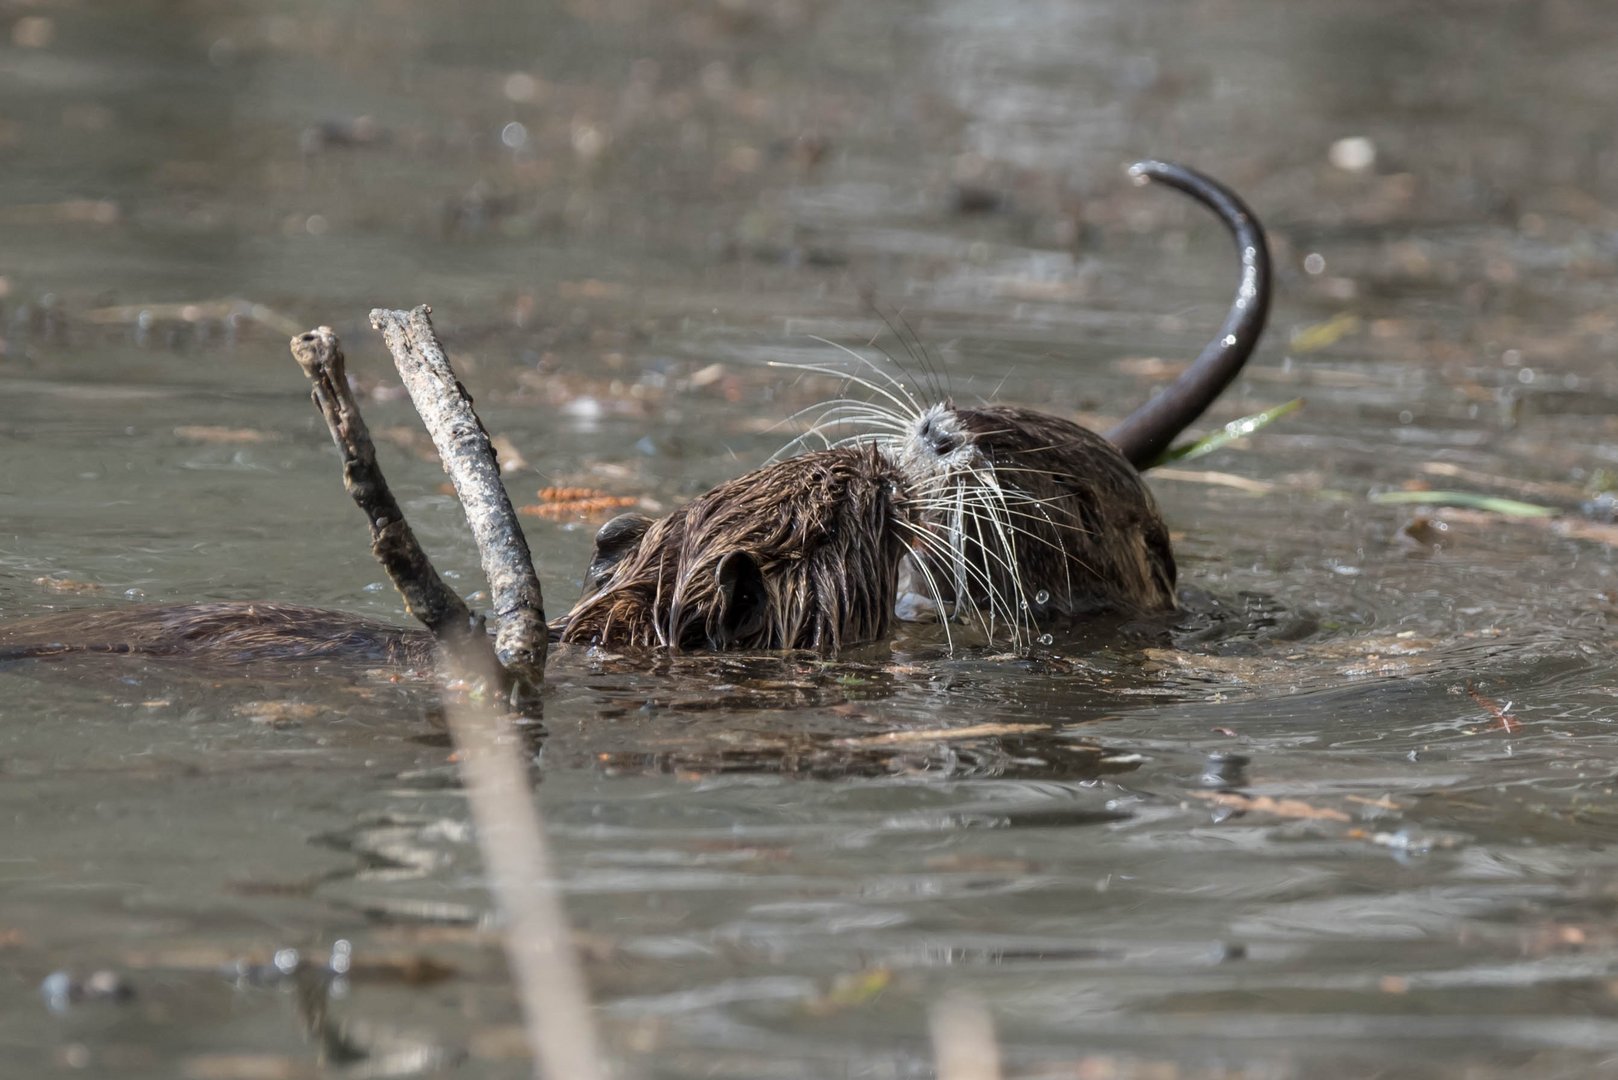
557, 444, 914, 652
855, 160, 1270, 639
553, 160, 1268, 649
1, 161, 1266, 665
0, 601, 436, 669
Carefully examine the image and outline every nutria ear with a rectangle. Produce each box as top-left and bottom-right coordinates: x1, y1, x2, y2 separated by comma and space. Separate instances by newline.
713, 551, 768, 648
585, 513, 652, 591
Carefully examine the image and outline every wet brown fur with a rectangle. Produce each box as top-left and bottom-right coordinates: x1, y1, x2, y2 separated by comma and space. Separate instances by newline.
895, 404, 1175, 628
877, 161, 1269, 634
558, 445, 913, 653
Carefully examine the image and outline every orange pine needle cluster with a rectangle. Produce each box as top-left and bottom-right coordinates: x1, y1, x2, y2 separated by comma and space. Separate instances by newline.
518, 485, 639, 520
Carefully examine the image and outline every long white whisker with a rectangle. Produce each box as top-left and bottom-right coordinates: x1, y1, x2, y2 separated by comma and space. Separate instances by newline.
949, 492, 1034, 643
891, 535, 955, 653
769, 355, 921, 421
768, 399, 914, 461
783, 408, 912, 450
902, 521, 1017, 623
900, 522, 1016, 645
775, 396, 910, 431
803, 336, 925, 414
914, 478, 1075, 548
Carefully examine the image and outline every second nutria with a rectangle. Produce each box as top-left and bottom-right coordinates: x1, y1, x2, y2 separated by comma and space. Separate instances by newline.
862, 160, 1271, 637
890, 403, 1178, 634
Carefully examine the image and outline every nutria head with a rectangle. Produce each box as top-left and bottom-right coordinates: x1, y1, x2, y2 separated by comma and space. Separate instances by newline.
556, 445, 915, 653
888, 401, 1176, 635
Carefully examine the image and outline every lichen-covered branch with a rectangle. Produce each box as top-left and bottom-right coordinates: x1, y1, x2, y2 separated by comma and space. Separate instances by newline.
289, 326, 486, 654
368, 306, 547, 688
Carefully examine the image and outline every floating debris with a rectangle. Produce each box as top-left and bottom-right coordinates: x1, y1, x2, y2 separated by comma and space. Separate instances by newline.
1371, 489, 1557, 517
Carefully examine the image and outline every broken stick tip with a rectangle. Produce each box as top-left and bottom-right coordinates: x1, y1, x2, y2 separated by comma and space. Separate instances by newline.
368, 305, 432, 332
289, 325, 342, 377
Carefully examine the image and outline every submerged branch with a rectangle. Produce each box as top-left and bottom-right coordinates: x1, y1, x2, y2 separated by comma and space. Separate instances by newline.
369, 306, 547, 691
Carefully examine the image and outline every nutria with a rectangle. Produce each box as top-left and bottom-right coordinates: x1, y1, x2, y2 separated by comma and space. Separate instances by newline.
558, 445, 914, 652
858, 160, 1270, 637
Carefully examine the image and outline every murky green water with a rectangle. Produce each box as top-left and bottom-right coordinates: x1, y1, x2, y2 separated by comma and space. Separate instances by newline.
5, 2, 1618, 1077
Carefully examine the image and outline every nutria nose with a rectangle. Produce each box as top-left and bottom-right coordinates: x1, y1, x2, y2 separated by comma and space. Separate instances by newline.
917, 415, 962, 457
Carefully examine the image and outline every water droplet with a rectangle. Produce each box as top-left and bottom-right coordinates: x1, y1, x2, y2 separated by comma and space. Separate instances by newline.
1037, 633, 1054, 646
1034, 589, 1051, 605
329, 940, 353, 975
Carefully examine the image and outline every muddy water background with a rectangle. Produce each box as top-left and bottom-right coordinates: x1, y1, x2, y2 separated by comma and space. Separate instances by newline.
5, 1, 1618, 1077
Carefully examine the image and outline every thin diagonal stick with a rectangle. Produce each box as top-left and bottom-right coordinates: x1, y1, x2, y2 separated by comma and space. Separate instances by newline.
369, 305, 547, 692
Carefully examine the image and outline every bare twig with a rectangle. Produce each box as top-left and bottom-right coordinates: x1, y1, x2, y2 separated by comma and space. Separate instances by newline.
369, 306, 547, 689
442, 648, 608, 1080
289, 326, 488, 659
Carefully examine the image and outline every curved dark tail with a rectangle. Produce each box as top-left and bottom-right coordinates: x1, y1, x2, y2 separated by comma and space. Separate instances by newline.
1104, 160, 1272, 469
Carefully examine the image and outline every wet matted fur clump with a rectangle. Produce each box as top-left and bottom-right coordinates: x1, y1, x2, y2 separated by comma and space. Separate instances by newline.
557, 445, 919, 652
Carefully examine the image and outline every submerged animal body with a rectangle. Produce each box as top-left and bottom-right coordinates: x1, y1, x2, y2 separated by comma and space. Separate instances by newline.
557, 445, 915, 652
0, 601, 435, 669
